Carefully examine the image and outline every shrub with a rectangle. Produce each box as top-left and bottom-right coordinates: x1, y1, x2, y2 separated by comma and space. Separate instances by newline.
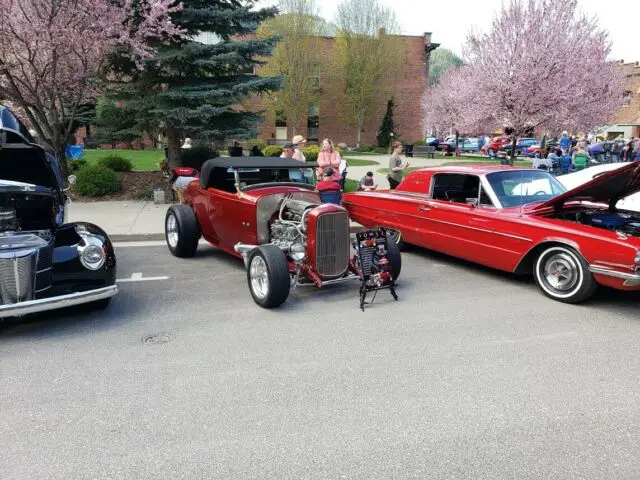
413, 140, 427, 146
374, 147, 388, 154
337, 142, 348, 150
302, 145, 320, 163
98, 155, 133, 172
68, 158, 87, 173
75, 165, 121, 197
181, 145, 219, 170
262, 145, 283, 157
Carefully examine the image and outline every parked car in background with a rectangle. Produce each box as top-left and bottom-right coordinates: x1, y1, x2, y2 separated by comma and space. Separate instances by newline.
502, 138, 538, 157
441, 137, 480, 154
164, 156, 401, 308
425, 137, 440, 147
342, 163, 640, 304
481, 136, 511, 157
0, 106, 117, 318
524, 140, 560, 159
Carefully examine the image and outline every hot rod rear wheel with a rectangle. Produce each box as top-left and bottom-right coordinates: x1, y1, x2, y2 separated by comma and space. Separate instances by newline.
533, 246, 597, 303
247, 245, 290, 308
165, 205, 200, 258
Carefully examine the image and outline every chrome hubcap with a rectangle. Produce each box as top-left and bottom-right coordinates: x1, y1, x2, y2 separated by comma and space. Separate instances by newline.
166, 214, 178, 248
543, 253, 578, 292
250, 256, 269, 299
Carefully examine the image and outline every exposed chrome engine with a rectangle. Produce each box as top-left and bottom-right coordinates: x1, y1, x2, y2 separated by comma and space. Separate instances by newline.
552, 209, 640, 237
268, 197, 317, 250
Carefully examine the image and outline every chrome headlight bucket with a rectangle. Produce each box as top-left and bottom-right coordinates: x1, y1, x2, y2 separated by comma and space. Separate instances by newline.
635, 251, 640, 265
76, 232, 106, 270
290, 243, 306, 262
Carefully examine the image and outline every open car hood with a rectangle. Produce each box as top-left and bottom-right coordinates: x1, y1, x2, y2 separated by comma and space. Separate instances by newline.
529, 162, 640, 212
0, 106, 60, 191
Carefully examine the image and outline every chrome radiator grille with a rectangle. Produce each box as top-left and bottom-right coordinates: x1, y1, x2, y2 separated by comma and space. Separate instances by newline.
315, 211, 350, 277
0, 249, 38, 304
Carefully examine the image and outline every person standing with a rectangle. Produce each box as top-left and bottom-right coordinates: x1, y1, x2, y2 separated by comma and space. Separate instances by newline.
316, 138, 342, 181
292, 135, 306, 162
387, 140, 409, 190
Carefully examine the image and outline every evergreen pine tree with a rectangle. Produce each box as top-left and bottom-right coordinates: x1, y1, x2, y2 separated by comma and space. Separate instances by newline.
109, 0, 282, 166
376, 98, 394, 148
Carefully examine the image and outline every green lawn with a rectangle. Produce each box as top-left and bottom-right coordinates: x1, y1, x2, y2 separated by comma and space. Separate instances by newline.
82, 149, 164, 171
345, 158, 379, 167
344, 178, 359, 193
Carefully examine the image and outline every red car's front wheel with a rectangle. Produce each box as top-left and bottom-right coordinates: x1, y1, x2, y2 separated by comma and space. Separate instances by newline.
533, 246, 597, 303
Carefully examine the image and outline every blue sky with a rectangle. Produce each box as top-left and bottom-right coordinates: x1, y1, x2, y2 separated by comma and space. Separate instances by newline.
258, 0, 639, 62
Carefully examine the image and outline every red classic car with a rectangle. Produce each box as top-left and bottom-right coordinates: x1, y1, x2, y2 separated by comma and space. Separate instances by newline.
163, 157, 401, 308
342, 163, 640, 303
481, 136, 511, 157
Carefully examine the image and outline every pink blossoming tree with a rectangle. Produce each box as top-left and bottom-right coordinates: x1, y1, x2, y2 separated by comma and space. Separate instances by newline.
0, 0, 183, 169
423, 0, 626, 164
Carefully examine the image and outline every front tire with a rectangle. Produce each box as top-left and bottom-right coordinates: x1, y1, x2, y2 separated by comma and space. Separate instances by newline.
386, 228, 406, 251
386, 233, 402, 281
533, 246, 597, 303
165, 205, 200, 258
247, 245, 290, 308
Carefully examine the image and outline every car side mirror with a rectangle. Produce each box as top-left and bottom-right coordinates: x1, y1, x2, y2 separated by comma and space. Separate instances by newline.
466, 198, 478, 208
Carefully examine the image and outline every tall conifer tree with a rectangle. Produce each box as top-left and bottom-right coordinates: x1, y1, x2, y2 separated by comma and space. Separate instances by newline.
110, 0, 282, 166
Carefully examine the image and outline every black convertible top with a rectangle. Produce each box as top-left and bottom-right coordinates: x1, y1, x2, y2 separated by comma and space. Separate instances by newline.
203, 156, 311, 169
200, 156, 313, 189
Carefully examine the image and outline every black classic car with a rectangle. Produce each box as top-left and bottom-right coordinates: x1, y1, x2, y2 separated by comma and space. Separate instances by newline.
0, 106, 117, 318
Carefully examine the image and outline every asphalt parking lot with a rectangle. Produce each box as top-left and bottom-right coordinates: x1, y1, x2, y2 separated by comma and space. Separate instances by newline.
2, 242, 640, 479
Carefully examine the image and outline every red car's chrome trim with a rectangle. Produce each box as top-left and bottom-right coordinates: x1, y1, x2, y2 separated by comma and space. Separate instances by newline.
422, 217, 533, 242
589, 266, 640, 286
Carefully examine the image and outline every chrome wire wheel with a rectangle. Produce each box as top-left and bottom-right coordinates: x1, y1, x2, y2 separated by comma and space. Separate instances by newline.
542, 253, 579, 292
166, 213, 179, 248
249, 255, 269, 300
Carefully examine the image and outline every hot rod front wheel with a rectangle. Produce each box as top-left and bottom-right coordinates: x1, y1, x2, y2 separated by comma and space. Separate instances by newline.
165, 205, 200, 258
247, 245, 290, 308
533, 246, 597, 303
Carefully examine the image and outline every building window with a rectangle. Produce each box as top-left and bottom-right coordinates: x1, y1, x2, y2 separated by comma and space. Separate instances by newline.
275, 109, 286, 127
307, 103, 319, 141
309, 65, 320, 90
623, 91, 632, 106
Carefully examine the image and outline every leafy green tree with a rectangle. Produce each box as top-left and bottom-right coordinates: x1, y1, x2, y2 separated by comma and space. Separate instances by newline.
108, 0, 282, 166
428, 48, 463, 87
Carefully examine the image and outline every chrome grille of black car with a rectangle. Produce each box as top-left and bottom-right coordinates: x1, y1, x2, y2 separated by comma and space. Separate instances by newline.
0, 249, 38, 304
315, 211, 350, 278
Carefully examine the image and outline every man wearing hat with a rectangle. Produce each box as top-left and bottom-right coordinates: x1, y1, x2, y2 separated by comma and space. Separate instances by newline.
292, 135, 306, 162
281, 141, 303, 182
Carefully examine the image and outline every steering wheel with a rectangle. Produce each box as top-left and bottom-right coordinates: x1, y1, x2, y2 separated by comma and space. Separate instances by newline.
533, 190, 547, 195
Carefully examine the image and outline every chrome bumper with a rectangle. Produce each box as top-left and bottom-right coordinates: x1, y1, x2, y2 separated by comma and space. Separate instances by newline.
589, 266, 640, 287
0, 285, 118, 318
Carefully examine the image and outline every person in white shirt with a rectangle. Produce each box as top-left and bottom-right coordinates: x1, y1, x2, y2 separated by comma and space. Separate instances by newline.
292, 135, 306, 162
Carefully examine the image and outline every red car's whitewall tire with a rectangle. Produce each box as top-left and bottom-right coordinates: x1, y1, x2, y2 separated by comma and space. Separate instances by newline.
247, 245, 290, 308
165, 206, 200, 258
533, 246, 597, 303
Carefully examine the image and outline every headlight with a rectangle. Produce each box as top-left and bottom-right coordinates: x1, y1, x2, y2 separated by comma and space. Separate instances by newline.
290, 243, 306, 262
635, 251, 640, 264
76, 232, 106, 270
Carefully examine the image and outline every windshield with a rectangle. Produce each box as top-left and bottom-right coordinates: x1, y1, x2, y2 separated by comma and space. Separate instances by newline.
486, 170, 567, 208
236, 166, 316, 190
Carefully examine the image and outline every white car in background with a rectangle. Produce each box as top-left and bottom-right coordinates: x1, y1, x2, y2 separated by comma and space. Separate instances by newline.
557, 163, 640, 212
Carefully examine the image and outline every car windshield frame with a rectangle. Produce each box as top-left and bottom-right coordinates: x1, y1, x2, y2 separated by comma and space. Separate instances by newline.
233, 166, 317, 191
485, 170, 567, 208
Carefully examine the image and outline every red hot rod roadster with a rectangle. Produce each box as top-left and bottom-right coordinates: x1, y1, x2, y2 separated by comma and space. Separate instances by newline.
342, 163, 640, 304
163, 157, 401, 308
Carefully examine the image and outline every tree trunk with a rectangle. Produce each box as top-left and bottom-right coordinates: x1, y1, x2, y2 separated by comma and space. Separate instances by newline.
166, 127, 182, 168
510, 135, 517, 166
455, 130, 460, 157
56, 144, 69, 180
356, 124, 361, 148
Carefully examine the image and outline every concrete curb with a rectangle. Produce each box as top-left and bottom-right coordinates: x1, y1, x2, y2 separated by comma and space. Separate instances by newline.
110, 225, 365, 243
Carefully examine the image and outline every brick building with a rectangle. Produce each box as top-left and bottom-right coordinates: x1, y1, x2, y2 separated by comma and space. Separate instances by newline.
75, 32, 438, 148
599, 61, 640, 139
248, 32, 439, 147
